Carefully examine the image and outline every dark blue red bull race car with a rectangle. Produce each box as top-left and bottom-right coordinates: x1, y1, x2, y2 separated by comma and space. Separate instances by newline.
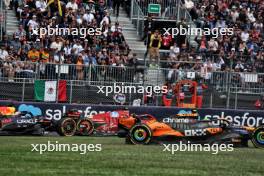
0, 107, 93, 136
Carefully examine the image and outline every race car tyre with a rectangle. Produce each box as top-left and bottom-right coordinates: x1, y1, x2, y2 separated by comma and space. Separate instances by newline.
57, 118, 77, 136
76, 119, 94, 136
252, 126, 264, 148
129, 124, 152, 145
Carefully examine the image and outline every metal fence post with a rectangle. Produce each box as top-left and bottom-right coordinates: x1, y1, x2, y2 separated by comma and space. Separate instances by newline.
69, 80, 73, 104
56, 63, 61, 103
35, 63, 40, 80
226, 85, 230, 109
21, 78, 25, 102
88, 64, 92, 85
235, 87, 238, 109
156, 67, 160, 106
0, 0, 2, 41
130, 0, 134, 19
225, 70, 230, 109
136, 6, 140, 35
142, 68, 146, 106
210, 92, 213, 108
129, 82, 132, 105
4, 7, 6, 33
177, 0, 180, 22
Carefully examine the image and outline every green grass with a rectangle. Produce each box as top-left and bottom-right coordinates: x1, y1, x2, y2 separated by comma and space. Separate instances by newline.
0, 137, 263, 176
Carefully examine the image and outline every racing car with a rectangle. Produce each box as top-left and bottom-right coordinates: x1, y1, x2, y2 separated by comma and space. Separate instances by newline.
61, 109, 130, 136
0, 107, 93, 136
0, 110, 55, 136
117, 110, 264, 148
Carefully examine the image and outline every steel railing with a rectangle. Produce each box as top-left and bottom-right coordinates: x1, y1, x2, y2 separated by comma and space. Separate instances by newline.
0, 62, 137, 84
1, 63, 264, 109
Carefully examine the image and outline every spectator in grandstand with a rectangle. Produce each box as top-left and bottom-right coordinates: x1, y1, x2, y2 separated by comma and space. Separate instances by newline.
169, 42, 180, 60
76, 54, 84, 80
142, 15, 153, 42
9, 36, 22, 55
50, 37, 64, 53
3, 0, 133, 82
112, 0, 122, 18
188, 0, 264, 73
0, 45, 9, 61
111, 21, 122, 33
27, 46, 40, 62
83, 9, 95, 23
184, 0, 194, 10
149, 30, 162, 68
35, 0, 47, 12
14, 25, 26, 41
66, 0, 78, 12
0, 35, 10, 48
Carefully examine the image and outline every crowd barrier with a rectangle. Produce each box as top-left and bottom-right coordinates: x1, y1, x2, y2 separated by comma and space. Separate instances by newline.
0, 101, 264, 128
1, 61, 264, 109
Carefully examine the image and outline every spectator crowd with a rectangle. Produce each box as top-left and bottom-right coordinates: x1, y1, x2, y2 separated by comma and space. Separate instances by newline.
165, 0, 264, 75
0, 0, 139, 81
0, 0, 264, 84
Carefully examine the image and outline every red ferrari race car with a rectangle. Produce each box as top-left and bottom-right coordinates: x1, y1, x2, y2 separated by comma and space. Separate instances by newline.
0, 106, 127, 137
116, 110, 264, 148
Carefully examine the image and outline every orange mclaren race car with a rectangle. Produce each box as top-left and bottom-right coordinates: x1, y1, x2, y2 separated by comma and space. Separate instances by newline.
117, 110, 264, 148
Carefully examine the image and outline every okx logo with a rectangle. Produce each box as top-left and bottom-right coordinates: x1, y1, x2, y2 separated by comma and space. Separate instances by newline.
184, 129, 207, 136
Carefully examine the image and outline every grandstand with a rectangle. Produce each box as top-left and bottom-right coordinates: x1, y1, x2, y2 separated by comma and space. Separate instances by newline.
0, 0, 263, 109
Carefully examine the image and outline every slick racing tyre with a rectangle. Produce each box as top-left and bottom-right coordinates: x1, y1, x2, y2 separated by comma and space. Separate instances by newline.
252, 126, 264, 148
129, 124, 152, 145
76, 119, 94, 136
57, 118, 77, 136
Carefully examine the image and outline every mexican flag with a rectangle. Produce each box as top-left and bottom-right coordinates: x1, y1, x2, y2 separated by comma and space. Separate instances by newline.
34, 80, 67, 102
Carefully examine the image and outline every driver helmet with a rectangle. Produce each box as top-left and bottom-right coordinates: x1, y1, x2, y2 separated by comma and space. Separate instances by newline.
192, 109, 198, 114
131, 113, 137, 118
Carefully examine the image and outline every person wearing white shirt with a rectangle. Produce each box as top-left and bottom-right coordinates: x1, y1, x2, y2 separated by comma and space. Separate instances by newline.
72, 41, 84, 55
169, 42, 180, 59
212, 58, 224, 71
54, 51, 65, 63
100, 12, 110, 27
35, 0, 47, 12
247, 10, 256, 23
66, 0, 78, 12
230, 7, 239, 22
235, 61, 244, 70
241, 30, 249, 42
63, 41, 72, 56
0, 46, 9, 61
27, 16, 39, 29
50, 38, 64, 52
208, 38, 218, 52
110, 22, 122, 33
185, 0, 194, 10
83, 11, 95, 23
